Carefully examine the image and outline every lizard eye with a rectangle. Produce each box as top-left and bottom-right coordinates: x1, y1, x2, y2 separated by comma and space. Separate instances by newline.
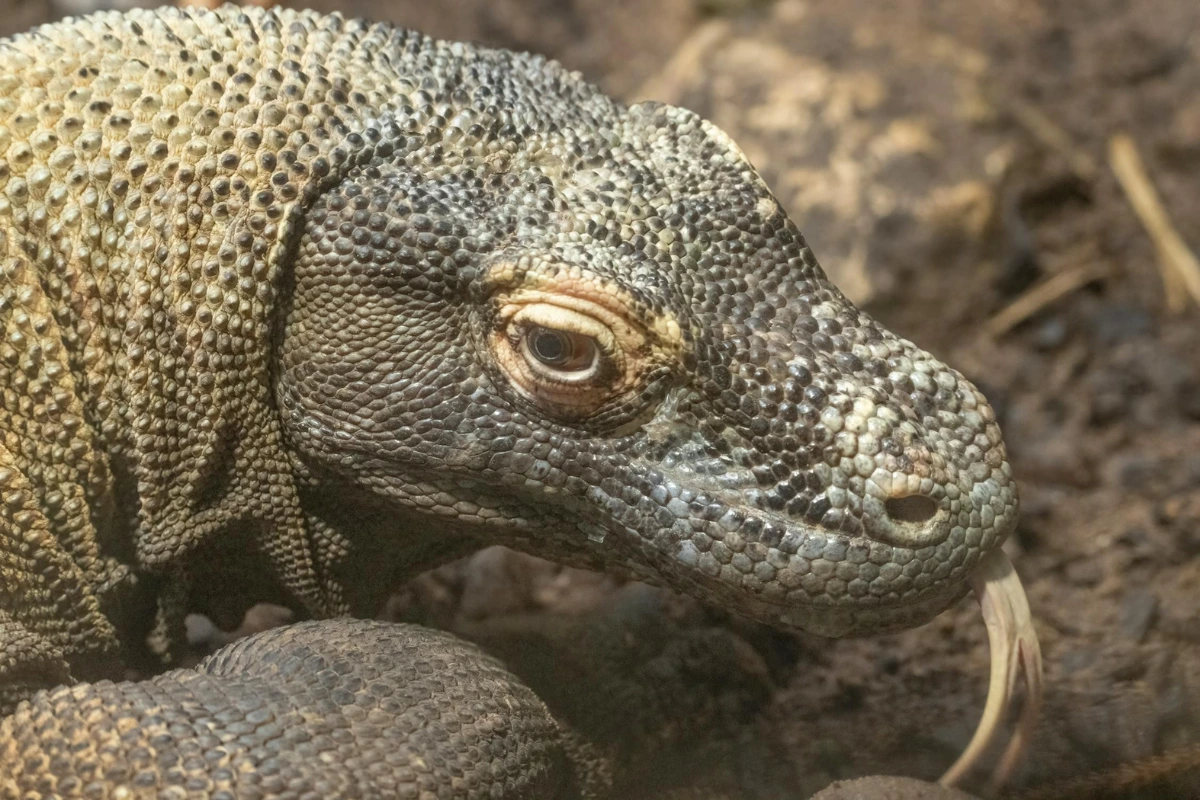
524, 326, 598, 374
488, 298, 623, 414
484, 275, 684, 423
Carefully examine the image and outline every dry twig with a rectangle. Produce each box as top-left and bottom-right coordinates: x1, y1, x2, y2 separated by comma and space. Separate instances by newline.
1109, 132, 1200, 313
1001, 96, 1098, 182
985, 249, 1108, 337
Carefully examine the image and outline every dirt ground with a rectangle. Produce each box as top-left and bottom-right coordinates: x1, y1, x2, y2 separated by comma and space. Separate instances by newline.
6, 0, 1200, 797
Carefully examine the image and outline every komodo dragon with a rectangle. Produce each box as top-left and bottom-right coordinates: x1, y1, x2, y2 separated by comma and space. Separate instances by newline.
0, 4, 1018, 797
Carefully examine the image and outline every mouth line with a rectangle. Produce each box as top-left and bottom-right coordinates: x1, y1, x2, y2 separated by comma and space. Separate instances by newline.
668, 545, 978, 638
664, 494, 956, 556
653, 509, 976, 585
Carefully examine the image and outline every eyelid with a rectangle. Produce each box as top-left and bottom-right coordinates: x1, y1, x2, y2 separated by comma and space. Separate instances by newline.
496, 289, 648, 351
509, 303, 619, 355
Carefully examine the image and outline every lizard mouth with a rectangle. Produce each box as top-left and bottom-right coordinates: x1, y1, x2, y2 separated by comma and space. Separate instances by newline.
591, 353, 1021, 638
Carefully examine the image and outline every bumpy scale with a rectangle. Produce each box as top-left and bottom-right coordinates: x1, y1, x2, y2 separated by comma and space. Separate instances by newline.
0, 5, 1017, 797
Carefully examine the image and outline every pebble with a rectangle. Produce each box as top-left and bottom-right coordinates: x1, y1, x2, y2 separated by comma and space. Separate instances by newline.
1117, 589, 1158, 642
1033, 316, 1069, 351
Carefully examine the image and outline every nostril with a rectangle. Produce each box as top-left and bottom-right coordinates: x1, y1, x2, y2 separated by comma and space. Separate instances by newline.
884, 495, 939, 525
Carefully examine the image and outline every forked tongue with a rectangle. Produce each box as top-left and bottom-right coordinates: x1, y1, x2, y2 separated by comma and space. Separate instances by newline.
939, 549, 1043, 794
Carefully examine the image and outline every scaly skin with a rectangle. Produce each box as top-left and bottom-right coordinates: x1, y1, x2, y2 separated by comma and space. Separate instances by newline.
0, 4, 1016, 795
4, 621, 586, 799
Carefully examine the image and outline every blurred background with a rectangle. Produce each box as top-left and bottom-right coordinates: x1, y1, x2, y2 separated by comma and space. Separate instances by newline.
4, 0, 1199, 797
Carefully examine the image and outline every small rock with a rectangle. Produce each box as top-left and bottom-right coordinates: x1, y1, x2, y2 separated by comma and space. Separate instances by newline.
185, 613, 221, 649
1117, 590, 1158, 642
1033, 316, 1069, 351
236, 603, 294, 637
458, 546, 540, 619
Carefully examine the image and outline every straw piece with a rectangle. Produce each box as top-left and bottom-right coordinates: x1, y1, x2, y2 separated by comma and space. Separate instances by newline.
1109, 133, 1200, 313
985, 257, 1107, 337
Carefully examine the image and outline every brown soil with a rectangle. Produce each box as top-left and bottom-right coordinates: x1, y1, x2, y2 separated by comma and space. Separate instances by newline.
8, 0, 1200, 797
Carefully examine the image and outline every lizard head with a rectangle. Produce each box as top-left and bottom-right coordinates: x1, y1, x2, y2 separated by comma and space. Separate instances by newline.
277, 86, 1016, 637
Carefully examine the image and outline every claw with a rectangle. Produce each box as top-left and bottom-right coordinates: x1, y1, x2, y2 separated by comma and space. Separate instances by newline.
939, 549, 1044, 793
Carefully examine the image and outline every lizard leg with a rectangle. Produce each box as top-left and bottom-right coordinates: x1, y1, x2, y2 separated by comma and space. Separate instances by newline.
0, 619, 588, 800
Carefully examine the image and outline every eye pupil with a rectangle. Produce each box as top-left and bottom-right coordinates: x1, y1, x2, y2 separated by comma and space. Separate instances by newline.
523, 326, 597, 373
531, 328, 570, 364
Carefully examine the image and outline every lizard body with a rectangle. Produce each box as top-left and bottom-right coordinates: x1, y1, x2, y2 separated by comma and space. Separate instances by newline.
0, 5, 1016, 796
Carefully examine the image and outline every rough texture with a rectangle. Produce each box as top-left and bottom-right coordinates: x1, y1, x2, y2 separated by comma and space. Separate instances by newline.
0, 4, 1017, 795
1, 620, 585, 799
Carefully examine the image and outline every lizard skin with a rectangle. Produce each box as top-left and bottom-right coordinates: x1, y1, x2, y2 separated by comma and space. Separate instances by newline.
0, 4, 1016, 796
